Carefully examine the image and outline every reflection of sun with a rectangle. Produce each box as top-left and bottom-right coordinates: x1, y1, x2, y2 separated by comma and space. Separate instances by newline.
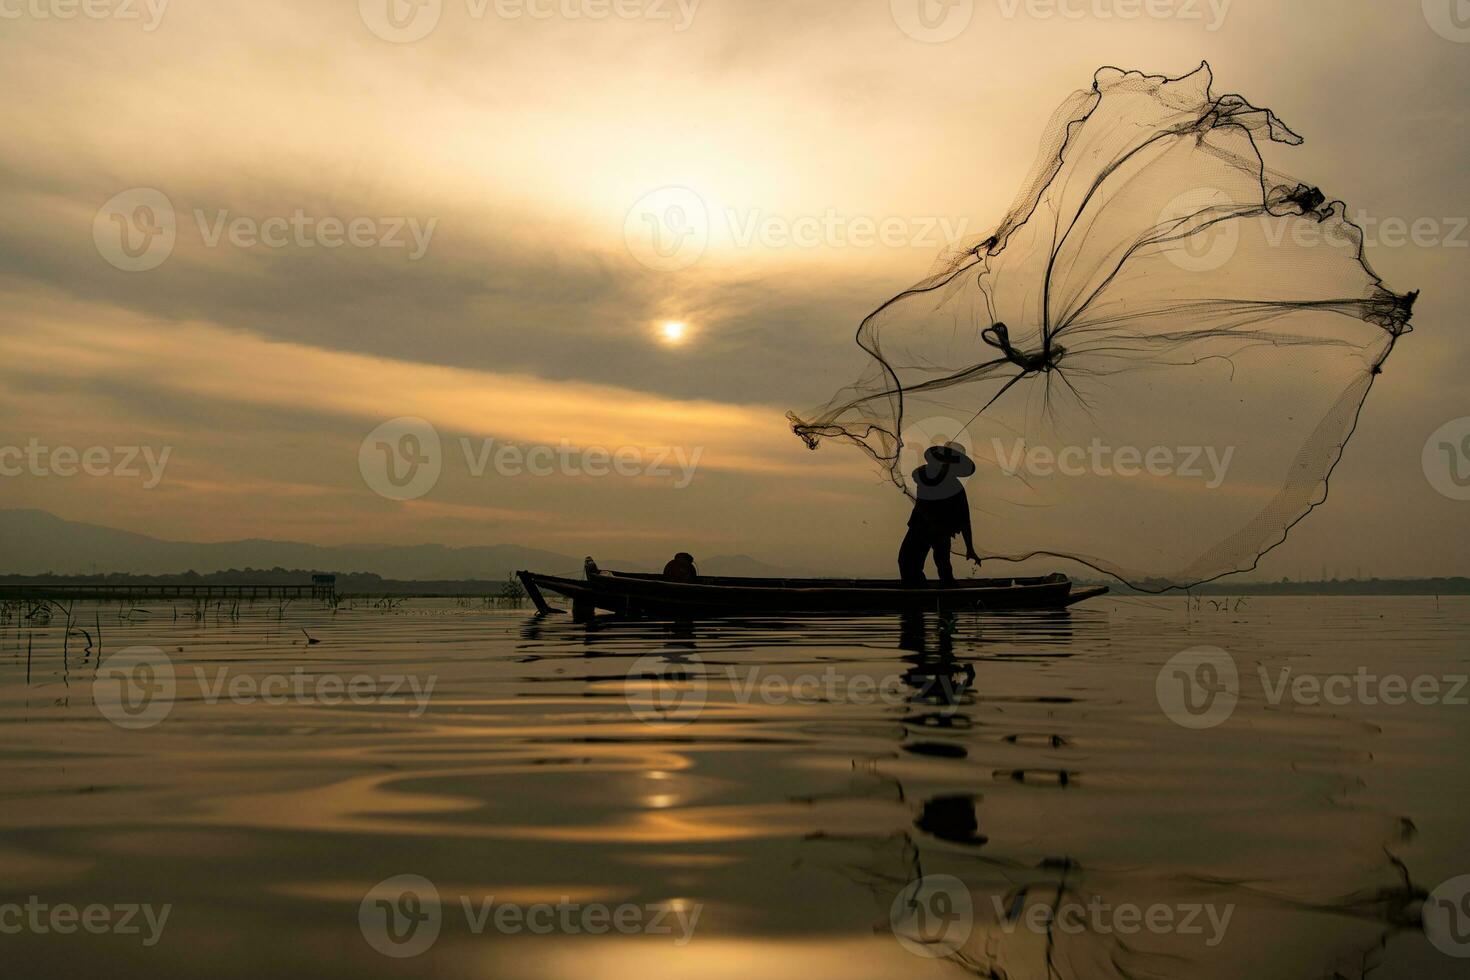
660, 321, 687, 344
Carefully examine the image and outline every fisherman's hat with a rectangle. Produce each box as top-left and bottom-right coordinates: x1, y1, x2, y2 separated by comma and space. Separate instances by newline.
923, 442, 976, 478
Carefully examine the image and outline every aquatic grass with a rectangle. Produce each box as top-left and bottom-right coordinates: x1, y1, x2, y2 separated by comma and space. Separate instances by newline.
496, 574, 528, 608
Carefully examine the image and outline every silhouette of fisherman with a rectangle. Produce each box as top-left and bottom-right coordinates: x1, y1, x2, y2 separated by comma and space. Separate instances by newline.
900, 442, 981, 584
663, 552, 698, 582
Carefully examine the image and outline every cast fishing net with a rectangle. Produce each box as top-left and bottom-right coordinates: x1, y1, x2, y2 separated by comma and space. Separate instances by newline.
790, 63, 1416, 591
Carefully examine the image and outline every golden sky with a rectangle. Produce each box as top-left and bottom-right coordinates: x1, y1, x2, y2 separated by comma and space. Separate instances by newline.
1, 0, 1466, 576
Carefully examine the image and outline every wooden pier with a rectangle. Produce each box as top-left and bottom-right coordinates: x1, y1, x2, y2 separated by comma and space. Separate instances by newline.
0, 576, 336, 603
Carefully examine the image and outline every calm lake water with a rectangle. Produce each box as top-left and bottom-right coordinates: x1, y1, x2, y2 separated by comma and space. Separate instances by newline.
3, 596, 1469, 979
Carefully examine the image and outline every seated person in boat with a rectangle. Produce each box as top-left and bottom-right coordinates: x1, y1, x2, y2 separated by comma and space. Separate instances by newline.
899, 442, 982, 585
663, 552, 698, 582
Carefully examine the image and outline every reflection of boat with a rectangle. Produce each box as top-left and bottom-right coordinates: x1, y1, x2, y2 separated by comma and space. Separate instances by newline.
517, 561, 1107, 618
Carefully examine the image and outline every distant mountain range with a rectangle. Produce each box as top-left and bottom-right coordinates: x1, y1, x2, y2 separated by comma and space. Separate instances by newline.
7, 510, 1463, 594
0, 509, 800, 580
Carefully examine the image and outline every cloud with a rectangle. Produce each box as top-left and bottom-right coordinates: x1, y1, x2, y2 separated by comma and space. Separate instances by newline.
0, 296, 863, 479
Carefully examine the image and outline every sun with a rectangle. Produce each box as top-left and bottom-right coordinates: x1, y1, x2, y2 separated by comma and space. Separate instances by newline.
660, 321, 688, 344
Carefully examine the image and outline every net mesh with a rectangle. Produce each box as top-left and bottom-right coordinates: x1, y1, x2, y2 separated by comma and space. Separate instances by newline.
790, 63, 1416, 591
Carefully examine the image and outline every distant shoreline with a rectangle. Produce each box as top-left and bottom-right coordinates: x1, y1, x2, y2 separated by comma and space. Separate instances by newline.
0, 571, 531, 598
1086, 577, 1470, 596
3, 571, 1468, 598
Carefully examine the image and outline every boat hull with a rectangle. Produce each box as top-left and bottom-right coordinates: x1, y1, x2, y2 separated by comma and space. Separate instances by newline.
518, 569, 1107, 617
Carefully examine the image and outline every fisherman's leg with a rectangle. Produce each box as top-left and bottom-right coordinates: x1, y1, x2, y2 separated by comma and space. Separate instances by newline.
930, 532, 955, 582
898, 526, 929, 584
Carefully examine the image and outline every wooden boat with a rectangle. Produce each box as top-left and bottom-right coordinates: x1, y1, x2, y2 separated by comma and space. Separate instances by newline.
517, 560, 1107, 618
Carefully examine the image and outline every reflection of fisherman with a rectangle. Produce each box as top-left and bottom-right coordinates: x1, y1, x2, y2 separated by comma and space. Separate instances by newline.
900, 442, 981, 584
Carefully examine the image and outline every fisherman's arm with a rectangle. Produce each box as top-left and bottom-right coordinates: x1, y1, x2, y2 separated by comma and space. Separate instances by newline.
957, 492, 981, 564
